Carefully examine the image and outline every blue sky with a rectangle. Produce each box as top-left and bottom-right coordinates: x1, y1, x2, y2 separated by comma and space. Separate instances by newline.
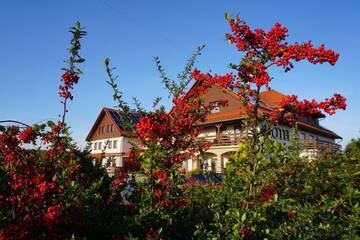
1, 0, 359, 147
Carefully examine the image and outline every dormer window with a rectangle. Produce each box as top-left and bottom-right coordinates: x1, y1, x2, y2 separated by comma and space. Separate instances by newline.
210, 101, 220, 114
98, 126, 105, 134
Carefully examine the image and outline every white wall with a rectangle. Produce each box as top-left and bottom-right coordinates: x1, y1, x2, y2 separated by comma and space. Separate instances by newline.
122, 137, 133, 152
185, 123, 338, 172
101, 156, 123, 168
198, 124, 335, 145
270, 125, 335, 145
90, 136, 134, 154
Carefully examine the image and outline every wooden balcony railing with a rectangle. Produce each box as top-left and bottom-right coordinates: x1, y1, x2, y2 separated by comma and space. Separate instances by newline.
300, 139, 341, 153
204, 132, 246, 146
204, 133, 341, 153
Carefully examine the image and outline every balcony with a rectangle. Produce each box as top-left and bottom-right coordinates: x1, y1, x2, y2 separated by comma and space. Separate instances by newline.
300, 139, 341, 153
204, 132, 246, 146
203, 133, 341, 153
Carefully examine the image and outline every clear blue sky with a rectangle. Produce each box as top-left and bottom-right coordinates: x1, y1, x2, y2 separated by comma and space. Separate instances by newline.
1, 0, 359, 147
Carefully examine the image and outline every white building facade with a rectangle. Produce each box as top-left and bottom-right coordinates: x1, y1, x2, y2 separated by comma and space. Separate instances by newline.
86, 108, 138, 176
183, 84, 341, 174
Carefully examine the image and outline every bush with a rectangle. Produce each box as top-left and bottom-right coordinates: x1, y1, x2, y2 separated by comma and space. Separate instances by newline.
1, 14, 358, 240
193, 140, 360, 239
345, 137, 360, 161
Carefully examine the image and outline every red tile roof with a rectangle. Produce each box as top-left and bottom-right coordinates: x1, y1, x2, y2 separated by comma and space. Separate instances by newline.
89, 85, 341, 141
259, 88, 287, 107
203, 85, 341, 139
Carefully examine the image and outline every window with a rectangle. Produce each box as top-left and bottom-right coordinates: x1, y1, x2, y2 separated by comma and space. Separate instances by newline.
234, 125, 242, 134
107, 124, 112, 133
119, 157, 125, 167
113, 140, 117, 149
299, 133, 306, 141
234, 125, 242, 140
220, 126, 229, 135
110, 124, 113, 132
209, 101, 220, 113
98, 142, 102, 150
211, 159, 217, 172
199, 160, 205, 171
108, 140, 112, 149
94, 142, 98, 150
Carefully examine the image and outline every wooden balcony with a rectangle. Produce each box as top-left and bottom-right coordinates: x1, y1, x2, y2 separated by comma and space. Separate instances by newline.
204, 133, 341, 153
204, 132, 246, 146
300, 139, 341, 153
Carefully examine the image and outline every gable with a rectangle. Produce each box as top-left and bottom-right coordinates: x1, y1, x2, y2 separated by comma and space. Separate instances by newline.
86, 109, 122, 141
201, 85, 246, 123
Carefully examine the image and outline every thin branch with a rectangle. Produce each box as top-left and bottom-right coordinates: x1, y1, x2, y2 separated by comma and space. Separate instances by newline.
177, 45, 205, 95
60, 21, 86, 126
154, 45, 205, 98
0, 120, 30, 127
104, 57, 136, 130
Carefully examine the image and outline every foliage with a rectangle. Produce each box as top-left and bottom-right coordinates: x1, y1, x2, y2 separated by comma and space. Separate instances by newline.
0, 13, 358, 240
345, 137, 360, 161
187, 13, 356, 240
104, 43, 215, 239
0, 22, 115, 239
193, 140, 360, 239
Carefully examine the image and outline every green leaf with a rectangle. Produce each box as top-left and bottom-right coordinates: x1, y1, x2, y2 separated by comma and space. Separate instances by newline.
241, 212, 247, 223
47, 120, 55, 128
104, 57, 110, 66
77, 58, 85, 63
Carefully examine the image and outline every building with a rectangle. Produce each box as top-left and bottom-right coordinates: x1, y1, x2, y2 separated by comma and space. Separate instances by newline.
85, 108, 139, 176
86, 85, 341, 175
184, 83, 342, 173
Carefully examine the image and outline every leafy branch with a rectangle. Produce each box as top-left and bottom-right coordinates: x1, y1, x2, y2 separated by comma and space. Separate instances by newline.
154, 45, 205, 98
104, 57, 136, 130
60, 21, 86, 125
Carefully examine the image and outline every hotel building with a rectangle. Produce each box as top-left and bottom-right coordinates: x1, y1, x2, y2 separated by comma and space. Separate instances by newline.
86, 84, 341, 175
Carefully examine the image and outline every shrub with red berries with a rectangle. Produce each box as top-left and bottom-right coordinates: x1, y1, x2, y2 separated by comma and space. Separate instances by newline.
1, 12, 358, 240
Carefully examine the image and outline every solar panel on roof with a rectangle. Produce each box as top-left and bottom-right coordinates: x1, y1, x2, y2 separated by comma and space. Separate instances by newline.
107, 109, 140, 131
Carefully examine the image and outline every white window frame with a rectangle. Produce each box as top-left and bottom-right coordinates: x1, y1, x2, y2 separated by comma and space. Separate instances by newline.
210, 101, 220, 114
